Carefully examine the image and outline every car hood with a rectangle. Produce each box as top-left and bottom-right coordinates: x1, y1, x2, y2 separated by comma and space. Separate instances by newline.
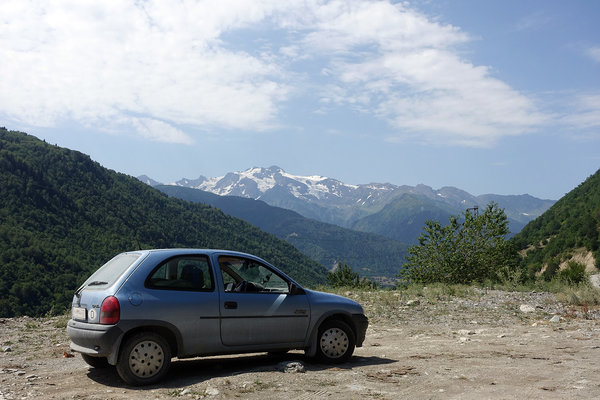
304, 289, 365, 315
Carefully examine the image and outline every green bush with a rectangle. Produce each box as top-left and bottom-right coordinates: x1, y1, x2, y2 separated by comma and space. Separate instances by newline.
542, 260, 560, 281
327, 263, 377, 289
399, 203, 516, 284
555, 261, 587, 284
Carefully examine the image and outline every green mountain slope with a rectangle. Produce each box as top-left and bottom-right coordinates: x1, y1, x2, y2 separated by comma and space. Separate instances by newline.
351, 194, 456, 244
156, 185, 409, 280
0, 129, 326, 317
511, 169, 600, 272
351, 192, 552, 243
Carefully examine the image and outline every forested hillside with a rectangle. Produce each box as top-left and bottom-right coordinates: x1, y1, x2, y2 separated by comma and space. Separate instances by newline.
0, 129, 326, 317
157, 185, 409, 279
512, 169, 600, 277
351, 193, 456, 244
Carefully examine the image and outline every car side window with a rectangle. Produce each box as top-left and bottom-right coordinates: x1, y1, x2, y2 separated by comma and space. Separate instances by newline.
218, 256, 289, 294
146, 255, 214, 291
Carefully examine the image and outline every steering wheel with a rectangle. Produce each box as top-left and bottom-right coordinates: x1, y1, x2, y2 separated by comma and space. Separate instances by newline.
233, 280, 248, 292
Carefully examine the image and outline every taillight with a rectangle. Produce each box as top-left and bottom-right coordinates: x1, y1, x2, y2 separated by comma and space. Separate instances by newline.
99, 296, 120, 325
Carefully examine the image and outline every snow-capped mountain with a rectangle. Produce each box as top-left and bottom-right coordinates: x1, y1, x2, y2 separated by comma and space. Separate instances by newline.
175, 166, 361, 202
169, 166, 404, 224
147, 166, 555, 230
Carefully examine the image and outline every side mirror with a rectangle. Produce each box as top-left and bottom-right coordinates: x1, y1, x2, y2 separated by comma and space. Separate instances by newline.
289, 282, 305, 295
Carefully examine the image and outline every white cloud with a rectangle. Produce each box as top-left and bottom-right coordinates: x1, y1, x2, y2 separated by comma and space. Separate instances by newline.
0, 0, 549, 146
297, 1, 546, 146
560, 94, 600, 133
0, 0, 288, 142
586, 47, 600, 63
130, 118, 194, 145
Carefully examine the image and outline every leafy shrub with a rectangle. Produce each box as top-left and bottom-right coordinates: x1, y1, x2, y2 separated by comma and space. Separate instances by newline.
399, 203, 516, 284
555, 261, 587, 284
542, 260, 560, 281
327, 263, 377, 289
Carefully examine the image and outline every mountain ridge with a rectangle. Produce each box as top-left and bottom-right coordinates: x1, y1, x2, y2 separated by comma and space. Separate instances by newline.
142, 166, 555, 239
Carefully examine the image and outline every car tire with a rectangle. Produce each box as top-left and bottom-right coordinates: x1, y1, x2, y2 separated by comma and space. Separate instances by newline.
116, 332, 171, 386
316, 320, 356, 363
81, 354, 110, 368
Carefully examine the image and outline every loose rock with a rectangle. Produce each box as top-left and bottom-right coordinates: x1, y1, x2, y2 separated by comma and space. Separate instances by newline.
520, 304, 536, 313
279, 361, 306, 373
205, 387, 220, 396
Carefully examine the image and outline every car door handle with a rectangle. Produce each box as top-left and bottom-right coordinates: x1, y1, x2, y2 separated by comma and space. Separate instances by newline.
224, 301, 238, 310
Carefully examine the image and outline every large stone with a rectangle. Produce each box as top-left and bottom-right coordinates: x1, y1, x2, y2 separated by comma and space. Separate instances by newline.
519, 304, 536, 313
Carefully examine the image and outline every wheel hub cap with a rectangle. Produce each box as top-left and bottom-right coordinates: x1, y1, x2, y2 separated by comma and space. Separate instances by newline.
128, 340, 164, 379
320, 327, 349, 358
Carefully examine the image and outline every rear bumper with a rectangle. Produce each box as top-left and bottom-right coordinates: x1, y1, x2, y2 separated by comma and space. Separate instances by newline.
66, 319, 124, 364
352, 314, 369, 347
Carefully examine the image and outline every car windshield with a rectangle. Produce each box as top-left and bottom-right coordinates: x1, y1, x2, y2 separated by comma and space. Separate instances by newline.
80, 253, 141, 289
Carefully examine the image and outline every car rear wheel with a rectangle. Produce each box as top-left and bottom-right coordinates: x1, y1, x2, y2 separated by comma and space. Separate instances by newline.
81, 354, 110, 368
116, 332, 171, 386
316, 320, 355, 363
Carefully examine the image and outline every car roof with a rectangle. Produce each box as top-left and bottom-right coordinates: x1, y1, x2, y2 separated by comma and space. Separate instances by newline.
119, 248, 302, 289
130, 248, 265, 259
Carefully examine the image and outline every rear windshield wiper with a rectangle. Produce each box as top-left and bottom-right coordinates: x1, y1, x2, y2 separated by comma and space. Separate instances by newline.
87, 281, 108, 286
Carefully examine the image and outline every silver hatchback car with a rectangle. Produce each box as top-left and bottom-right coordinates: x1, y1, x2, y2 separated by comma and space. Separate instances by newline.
67, 249, 368, 385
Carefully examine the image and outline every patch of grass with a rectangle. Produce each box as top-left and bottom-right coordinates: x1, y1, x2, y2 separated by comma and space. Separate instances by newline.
319, 279, 600, 321
485, 268, 600, 306
24, 321, 39, 331
168, 388, 203, 397
317, 284, 483, 322
253, 379, 276, 390
405, 283, 479, 301
555, 284, 600, 306
50, 313, 70, 329
319, 283, 479, 301
168, 389, 183, 397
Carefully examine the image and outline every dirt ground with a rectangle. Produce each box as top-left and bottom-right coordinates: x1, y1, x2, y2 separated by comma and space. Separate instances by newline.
1, 289, 599, 400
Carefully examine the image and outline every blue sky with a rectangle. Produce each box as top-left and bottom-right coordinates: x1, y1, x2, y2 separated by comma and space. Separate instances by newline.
1, 0, 598, 200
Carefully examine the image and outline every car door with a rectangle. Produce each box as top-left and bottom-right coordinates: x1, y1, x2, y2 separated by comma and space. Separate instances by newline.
142, 254, 220, 355
217, 255, 310, 347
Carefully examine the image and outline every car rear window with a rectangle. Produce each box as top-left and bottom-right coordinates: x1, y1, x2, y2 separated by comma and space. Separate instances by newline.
82, 253, 142, 289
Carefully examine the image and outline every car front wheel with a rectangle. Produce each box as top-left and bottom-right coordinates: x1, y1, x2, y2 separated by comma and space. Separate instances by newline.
116, 332, 171, 386
316, 320, 356, 363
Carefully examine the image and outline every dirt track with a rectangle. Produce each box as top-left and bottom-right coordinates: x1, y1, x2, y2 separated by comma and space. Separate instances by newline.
1, 289, 599, 399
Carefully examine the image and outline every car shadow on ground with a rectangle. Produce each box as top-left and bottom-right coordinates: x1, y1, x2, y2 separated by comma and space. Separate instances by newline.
85, 352, 396, 389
